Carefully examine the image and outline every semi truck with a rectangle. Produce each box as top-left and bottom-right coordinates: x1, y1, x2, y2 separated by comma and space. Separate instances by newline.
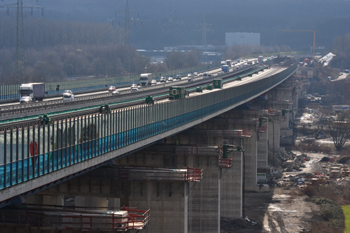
19, 83, 45, 102
222, 65, 229, 73
140, 73, 153, 85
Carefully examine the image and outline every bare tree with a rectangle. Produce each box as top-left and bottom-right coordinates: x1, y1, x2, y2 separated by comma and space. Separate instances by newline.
327, 112, 350, 151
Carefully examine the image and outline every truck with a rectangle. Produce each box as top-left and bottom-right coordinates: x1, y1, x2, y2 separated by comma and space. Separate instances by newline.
226, 59, 232, 67
19, 83, 45, 102
222, 65, 229, 73
220, 61, 226, 66
140, 73, 152, 86
258, 56, 264, 63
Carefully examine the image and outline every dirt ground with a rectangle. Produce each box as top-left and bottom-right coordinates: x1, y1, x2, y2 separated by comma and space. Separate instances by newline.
221, 152, 327, 233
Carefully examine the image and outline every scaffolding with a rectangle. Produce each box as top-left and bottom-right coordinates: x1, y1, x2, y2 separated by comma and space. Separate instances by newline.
257, 125, 267, 133
206, 129, 252, 138
0, 205, 150, 231
184, 129, 253, 138
174, 146, 220, 156
116, 167, 203, 182
219, 157, 233, 168
218, 144, 246, 169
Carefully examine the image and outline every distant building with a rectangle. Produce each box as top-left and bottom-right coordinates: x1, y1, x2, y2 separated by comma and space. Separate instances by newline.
332, 105, 350, 112
225, 32, 260, 47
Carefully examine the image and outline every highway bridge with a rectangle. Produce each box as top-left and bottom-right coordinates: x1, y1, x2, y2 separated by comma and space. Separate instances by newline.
0, 62, 298, 232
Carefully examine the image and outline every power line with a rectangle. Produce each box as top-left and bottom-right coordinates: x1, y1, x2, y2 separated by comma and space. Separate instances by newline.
196, 13, 212, 47
0, 0, 43, 82
115, 0, 142, 46
114, 0, 142, 74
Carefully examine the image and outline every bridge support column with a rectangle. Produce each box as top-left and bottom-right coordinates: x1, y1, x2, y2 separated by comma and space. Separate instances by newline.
207, 111, 258, 191
268, 117, 281, 158
220, 150, 243, 218
26, 193, 63, 206
188, 119, 246, 220
257, 119, 271, 175
75, 196, 107, 210
108, 197, 120, 210
128, 180, 189, 233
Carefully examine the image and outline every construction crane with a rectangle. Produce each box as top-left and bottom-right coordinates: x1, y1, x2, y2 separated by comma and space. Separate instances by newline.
278, 30, 316, 59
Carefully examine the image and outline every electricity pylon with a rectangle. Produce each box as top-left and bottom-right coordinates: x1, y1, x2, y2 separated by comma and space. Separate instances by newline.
115, 0, 142, 45
115, 0, 142, 74
0, 0, 43, 82
196, 14, 212, 48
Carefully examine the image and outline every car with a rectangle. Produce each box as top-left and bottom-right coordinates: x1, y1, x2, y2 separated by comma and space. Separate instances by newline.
203, 72, 211, 77
131, 87, 138, 92
63, 90, 75, 101
160, 77, 167, 82
174, 75, 181, 80
218, 71, 224, 75
131, 83, 138, 89
112, 90, 120, 95
108, 86, 116, 92
193, 72, 198, 77
151, 79, 157, 85
20, 96, 32, 103
168, 77, 173, 81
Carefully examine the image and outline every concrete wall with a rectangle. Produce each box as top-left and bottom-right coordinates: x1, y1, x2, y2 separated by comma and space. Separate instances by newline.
220, 151, 243, 218
257, 120, 269, 169
128, 180, 188, 233
187, 157, 220, 233
268, 118, 280, 152
215, 110, 259, 190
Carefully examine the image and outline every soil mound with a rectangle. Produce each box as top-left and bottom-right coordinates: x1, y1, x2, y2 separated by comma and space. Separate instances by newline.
320, 157, 330, 162
337, 156, 350, 164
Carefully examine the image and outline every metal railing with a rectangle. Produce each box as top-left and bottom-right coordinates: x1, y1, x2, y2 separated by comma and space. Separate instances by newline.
0, 206, 150, 231
184, 167, 203, 182
115, 167, 203, 182
0, 64, 257, 120
219, 157, 233, 168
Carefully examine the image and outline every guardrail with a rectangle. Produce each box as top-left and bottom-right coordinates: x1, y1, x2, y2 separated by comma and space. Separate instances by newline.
0, 87, 167, 120
0, 65, 257, 122
0, 62, 221, 102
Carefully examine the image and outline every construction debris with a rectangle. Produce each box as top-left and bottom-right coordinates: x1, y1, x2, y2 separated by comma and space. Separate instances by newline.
221, 216, 262, 231
269, 149, 310, 172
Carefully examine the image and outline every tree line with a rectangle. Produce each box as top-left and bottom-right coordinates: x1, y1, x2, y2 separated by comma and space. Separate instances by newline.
330, 34, 350, 69
0, 45, 202, 85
